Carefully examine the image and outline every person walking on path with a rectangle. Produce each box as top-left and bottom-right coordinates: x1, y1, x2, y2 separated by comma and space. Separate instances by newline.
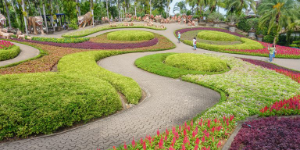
268, 44, 275, 62
178, 32, 181, 43
273, 44, 276, 60
193, 37, 196, 50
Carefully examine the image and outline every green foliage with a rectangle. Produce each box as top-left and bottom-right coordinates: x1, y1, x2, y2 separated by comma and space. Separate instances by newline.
57, 51, 142, 104
62, 25, 166, 38
135, 53, 229, 79
68, 19, 79, 30
62, 0, 77, 22
165, 53, 229, 72
0, 73, 122, 139
184, 37, 264, 51
107, 30, 155, 41
207, 12, 224, 22
0, 46, 20, 61
237, 17, 251, 32
197, 30, 241, 41
31, 37, 89, 43
263, 35, 276, 43
246, 18, 259, 29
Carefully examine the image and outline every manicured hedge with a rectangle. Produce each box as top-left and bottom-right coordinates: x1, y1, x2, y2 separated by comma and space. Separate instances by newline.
58, 51, 142, 104
197, 30, 240, 41
0, 73, 122, 139
62, 24, 166, 38
135, 53, 229, 78
165, 53, 229, 72
31, 37, 90, 43
0, 45, 21, 61
107, 30, 155, 41
184, 37, 264, 52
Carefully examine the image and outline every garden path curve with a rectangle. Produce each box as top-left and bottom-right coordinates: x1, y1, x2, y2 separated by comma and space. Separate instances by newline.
0, 23, 299, 150
0, 42, 40, 67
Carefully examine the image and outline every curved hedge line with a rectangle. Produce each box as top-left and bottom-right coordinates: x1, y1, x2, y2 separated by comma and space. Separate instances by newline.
31, 37, 90, 43
184, 37, 264, 51
165, 53, 229, 72
62, 25, 166, 38
0, 46, 21, 61
107, 30, 155, 41
58, 51, 142, 104
135, 53, 230, 78
197, 30, 240, 41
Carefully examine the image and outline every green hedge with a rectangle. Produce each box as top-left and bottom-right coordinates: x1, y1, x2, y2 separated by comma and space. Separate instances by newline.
0, 46, 21, 61
57, 51, 142, 104
197, 30, 240, 41
135, 53, 229, 78
62, 25, 166, 38
0, 73, 122, 139
107, 30, 155, 41
31, 37, 90, 43
184, 37, 264, 51
165, 53, 229, 72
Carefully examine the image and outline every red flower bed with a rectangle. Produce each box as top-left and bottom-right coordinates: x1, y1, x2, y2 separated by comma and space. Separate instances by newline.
175, 27, 244, 37
241, 58, 300, 83
259, 95, 300, 116
13, 38, 158, 50
0, 40, 14, 49
229, 117, 300, 150
113, 116, 236, 150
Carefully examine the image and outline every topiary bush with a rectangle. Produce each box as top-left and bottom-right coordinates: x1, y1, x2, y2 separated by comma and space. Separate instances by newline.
0, 46, 21, 61
107, 30, 155, 41
197, 30, 240, 41
165, 53, 229, 72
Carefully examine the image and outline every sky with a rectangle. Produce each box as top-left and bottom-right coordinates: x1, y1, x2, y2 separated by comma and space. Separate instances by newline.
169, 0, 227, 15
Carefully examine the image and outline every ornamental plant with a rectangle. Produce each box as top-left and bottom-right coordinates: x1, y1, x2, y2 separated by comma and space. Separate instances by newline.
31, 37, 89, 43
107, 30, 155, 41
197, 31, 241, 41
0, 40, 14, 49
259, 95, 300, 116
112, 116, 236, 150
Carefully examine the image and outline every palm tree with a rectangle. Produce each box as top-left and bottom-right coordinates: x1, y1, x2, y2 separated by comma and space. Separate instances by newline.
173, 1, 186, 14
3, 0, 11, 28
258, 0, 299, 45
90, 0, 94, 26
42, 0, 48, 33
225, 0, 256, 15
21, 0, 28, 35
106, 0, 109, 20
11, 0, 20, 28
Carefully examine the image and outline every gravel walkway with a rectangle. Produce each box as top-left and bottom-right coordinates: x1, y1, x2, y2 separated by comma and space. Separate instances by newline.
0, 23, 299, 150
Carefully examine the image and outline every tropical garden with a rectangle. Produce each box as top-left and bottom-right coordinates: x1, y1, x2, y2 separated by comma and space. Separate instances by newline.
0, 0, 300, 150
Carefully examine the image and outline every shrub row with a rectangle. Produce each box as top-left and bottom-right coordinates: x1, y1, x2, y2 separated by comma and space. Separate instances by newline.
107, 30, 155, 41
31, 37, 90, 43
62, 25, 166, 38
165, 53, 229, 73
197, 30, 240, 41
0, 45, 21, 61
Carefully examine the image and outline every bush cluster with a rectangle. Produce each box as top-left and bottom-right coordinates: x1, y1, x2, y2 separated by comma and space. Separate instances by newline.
197, 30, 240, 41
165, 53, 229, 72
107, 30, 155, 41
0, 45, 21, 61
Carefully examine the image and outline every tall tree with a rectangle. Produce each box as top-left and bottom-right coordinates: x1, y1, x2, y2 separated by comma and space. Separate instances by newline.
225, 0, 256, 15
90, 0, 94, 26
106, 0, 109, 19
42, 0, 48, 33
258, 0, 299, 45
21, 0, 28, 34
11, 0, 20, 28
3, 0, 11, 28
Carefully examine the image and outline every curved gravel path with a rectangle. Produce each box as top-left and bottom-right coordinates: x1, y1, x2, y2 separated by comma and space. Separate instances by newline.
0, 42, 40, 67
0, 23, 299, 150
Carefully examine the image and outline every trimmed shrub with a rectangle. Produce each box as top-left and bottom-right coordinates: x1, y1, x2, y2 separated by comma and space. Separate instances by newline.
184, 37, 264, 51
31, 37, 89, 43
165, 53, 229, 72
0, 46, 21, 61
197, 30, 240, 41
107, 30, 155, 41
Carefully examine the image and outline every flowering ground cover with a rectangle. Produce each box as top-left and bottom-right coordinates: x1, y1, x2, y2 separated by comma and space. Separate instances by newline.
62, 24, 166, 38
197, 30, 241, 41
259, 95, 300, 116
241, 58, 300, 83
112, 116, 236, 150
0, 32, 175, 140
0, 40, 20, 61
176, 28, 300, 58
30, 37, 90, 43
89, 32, 149, 43
229, 117, 300, 150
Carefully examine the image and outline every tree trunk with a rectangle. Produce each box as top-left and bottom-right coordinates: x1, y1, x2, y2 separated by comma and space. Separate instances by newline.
135, 6, 137, 16
21, 0, 28, 35
106, 0, 109, 20
76, 0, 79, 18
43, 2, 48, 33
150, 0, 152, 15
50, 0, 54, 28
90, 0, 94, 26
4, 0, 11, 28
11, 0, 20, 28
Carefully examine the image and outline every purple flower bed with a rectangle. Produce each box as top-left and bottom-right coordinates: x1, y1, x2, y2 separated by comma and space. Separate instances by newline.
175, 27, 245, 37
241, 58, 300, 74
13, 38, 158, 50
230, 117, 300, 150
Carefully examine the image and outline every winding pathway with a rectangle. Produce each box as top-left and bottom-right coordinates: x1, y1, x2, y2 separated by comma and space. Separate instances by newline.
0, 23, 299, 150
